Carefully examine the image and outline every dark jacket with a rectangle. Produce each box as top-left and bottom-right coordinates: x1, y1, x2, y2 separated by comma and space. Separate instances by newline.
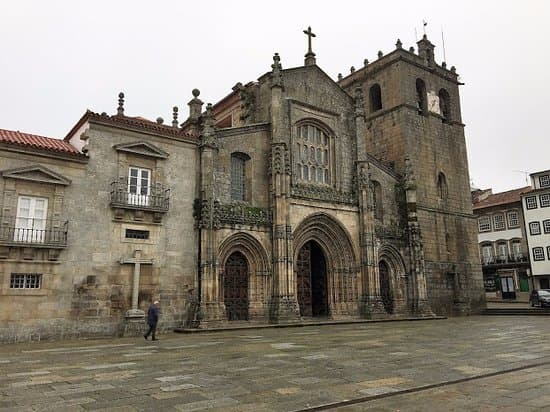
147, 304, 159, 325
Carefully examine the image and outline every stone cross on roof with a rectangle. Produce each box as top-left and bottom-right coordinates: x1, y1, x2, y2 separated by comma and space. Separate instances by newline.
303, 26, 316, 66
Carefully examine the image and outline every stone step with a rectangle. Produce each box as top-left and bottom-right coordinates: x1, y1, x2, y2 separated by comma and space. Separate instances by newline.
174, 315, 446, 334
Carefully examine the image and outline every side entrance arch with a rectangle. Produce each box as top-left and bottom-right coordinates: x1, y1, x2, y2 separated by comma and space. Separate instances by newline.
296, 240, 328, 317
379, 260, 393, 314
223, 251, 249, 321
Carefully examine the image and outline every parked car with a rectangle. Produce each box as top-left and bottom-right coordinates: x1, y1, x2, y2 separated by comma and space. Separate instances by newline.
529, 289, 550, 307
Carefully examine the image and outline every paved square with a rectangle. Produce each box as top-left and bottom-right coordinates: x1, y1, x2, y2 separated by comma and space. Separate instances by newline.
1, 317, 550, 411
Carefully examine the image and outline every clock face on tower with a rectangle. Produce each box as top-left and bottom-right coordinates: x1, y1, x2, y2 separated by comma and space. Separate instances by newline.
427, 92, 440, 115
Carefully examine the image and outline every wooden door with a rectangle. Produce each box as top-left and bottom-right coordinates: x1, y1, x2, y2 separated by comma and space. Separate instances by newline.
296, 243, 312, 317
224, 252, 249, 321
379, 261, 393, 314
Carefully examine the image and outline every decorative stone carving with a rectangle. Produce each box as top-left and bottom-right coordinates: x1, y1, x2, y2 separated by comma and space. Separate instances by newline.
233, 83, 256, 125
354, 87, 365, 119
285, 225, 293, 240
271, 53, 283, 88
291, 183, 357, 205
404, 156, 416, 190
274, 224, 285, 239
271, 143, 286, 175
375, 222, 406, 239
195, 200, 272, 228
358, 164, 370, 189
218, 203, 272, 227
200, 104, 217, 149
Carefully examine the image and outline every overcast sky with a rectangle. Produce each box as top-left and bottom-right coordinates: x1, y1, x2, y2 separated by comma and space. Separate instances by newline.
1, 0, 548, 193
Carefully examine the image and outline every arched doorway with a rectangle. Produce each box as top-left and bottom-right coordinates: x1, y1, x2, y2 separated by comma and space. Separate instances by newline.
379, 260, 393, 314
296, 240, 328, 317
224, 252, 249, 321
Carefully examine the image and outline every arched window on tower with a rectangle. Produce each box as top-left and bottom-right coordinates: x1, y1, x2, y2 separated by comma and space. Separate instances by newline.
372, 180, 383, 220
369, 83, 382, 113
437, 172, 448, 200
416, 79, 427, 116
438, 89, 451, 123
231, 152, 250, 201
295, 122, 331, 185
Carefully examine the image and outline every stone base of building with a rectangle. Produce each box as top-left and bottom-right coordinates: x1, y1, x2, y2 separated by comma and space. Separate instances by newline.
360, 295, 389, 319
453, 299, 471, 316
412, 298, 436, 317
122, 309, 146, 337
195, 301, 227, 328
269, 294, 301, 323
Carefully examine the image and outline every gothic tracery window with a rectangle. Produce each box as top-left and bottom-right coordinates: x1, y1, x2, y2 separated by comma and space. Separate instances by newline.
231, 152, 250, 201
295, 123, 331, 184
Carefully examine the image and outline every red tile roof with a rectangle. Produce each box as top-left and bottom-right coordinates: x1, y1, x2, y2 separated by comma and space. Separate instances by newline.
0, 128, 82, 156
473, 186, 532, 210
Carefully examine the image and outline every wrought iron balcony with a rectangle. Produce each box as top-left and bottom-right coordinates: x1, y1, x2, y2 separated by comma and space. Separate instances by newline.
481, 254, 529, 266
110, 178, 170, 212
0, 217, 68, 248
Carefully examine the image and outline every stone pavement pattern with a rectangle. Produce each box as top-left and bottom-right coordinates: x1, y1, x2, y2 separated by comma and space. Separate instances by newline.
1, 317, 550, 411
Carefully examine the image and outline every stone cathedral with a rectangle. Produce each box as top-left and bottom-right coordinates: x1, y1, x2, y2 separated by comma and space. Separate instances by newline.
0, 31, 484, 342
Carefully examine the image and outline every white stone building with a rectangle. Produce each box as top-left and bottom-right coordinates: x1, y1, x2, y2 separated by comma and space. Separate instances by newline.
522, 170, 550, 289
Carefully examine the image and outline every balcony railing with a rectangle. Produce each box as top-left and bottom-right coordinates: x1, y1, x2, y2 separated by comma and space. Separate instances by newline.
0, 217, 68, 248
110, 178, 170, 212
481, 254, 529, 266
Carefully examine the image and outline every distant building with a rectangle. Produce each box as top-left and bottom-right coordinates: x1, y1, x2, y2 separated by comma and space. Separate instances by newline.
472, 187, 531, 300
521, 170, 550, 289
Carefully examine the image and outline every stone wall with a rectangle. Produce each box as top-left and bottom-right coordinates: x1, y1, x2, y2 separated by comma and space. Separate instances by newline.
0, 121, 199, 342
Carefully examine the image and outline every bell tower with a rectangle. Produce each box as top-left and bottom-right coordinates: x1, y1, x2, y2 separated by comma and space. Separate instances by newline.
339, 36, 484, 315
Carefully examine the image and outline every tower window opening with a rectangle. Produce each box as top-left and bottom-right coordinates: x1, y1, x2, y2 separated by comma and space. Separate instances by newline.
369, 84, 382, 112
416, 79, 427, 116
438, 89, 451, 123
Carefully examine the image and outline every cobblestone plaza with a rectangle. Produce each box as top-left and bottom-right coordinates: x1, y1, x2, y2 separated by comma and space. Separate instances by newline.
2, 316, 550, 411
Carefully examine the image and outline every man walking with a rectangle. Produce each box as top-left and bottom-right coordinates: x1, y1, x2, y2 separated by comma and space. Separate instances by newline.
144, 300, 160, 341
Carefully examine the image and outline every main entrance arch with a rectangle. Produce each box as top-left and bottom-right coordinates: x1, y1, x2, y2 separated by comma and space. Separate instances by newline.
296, 240, 328, 317
223, 251, 249, 321
293, 213, 360, 318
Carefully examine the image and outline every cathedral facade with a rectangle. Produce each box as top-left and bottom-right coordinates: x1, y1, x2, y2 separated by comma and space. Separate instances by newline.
0, 33, 484, 342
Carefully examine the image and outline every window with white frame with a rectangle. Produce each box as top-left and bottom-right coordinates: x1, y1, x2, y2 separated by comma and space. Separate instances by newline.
530, 221, 541, 235
15, 196, 48, 243
543, 220, 550, 234
128, 167, 151, 206
539, 175, 550, 188
540, 193, 550, 208
10, 273, 42, 289
511, 241, 522, 258
526, 196, 537, 209
507, 211, 519, 228
493, 214, 505, 230
497, 243, 508, 260
478, 216, 491, 232
533, 247, 545, 261
481, 244, 493, 264
295, 123, 331, 184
